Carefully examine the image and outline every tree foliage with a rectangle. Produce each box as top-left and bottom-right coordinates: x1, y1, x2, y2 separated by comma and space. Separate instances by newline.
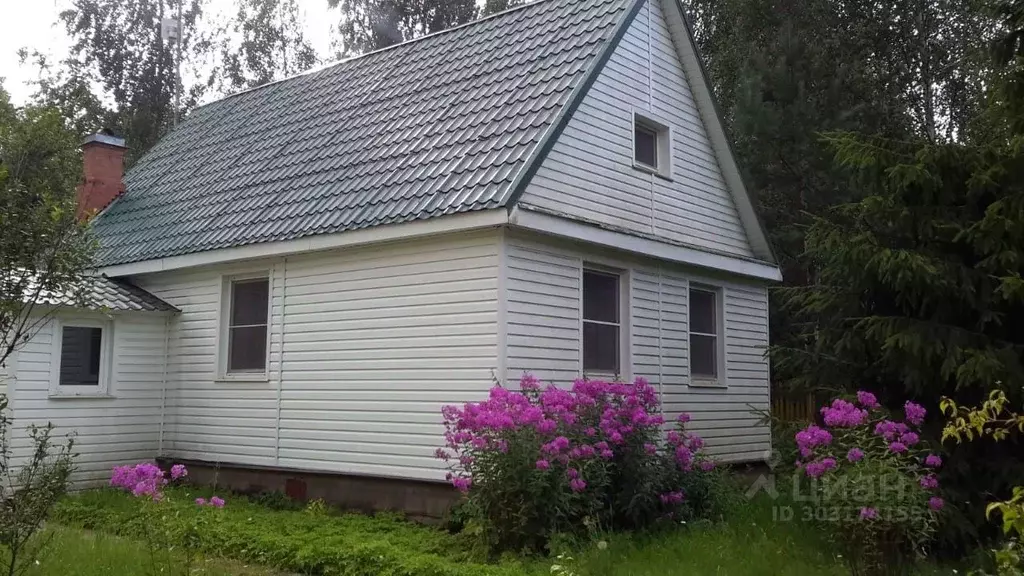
58, 0, 211, 164
771, 0, 1024, 550
215, 0, 319, 91
481, 0, 528, 16
330, 0, 477, 55
0, 86, 94, 372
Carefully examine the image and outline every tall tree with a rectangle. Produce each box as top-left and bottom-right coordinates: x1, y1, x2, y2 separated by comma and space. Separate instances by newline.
330, 0, 477, 55
0, 84, 95, 372
215, 0, 319, 92
481, 0, 527, 16
688, 0, 993, 355
772, 0, 1024, 549
59, 0, 210, 164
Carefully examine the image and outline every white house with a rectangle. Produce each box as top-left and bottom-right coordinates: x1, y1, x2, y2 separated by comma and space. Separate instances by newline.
3, 0, 780, 513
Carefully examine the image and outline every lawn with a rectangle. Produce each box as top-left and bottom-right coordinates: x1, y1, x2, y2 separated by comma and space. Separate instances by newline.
38, 484, 880, 576
23, 480, 969, 576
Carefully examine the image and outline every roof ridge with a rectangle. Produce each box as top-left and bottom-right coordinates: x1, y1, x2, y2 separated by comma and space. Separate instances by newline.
203, 0, 557, 110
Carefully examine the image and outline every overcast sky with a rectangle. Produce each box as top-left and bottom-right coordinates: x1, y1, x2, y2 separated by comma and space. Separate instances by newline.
0, 0, 339, 105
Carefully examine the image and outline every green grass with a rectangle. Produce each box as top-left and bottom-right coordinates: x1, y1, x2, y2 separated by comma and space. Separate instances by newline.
563, 495, 848, 576
12, 526, 284, 576
45, 486, 966, 576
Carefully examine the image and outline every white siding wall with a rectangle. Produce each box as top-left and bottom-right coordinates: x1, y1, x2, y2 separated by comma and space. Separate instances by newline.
519, 0, 753, 258
135, 231, 501, 481
503, 231, 769, 463
8, 312, 168, 485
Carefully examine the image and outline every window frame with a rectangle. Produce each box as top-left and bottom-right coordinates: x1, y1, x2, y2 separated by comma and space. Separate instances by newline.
631, 110, 673, 180
688, 284, 725, 388
580, 265, 629, 380
217, 272, 272, 382
49, 316, 113, 398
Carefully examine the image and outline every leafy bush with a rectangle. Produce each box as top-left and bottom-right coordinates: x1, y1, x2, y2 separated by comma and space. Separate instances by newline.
108, 462, 229, 575
54, 487, 530, 576
0, 394, 76, 576
793, 391, 943, 575
437, 374, 719, 553
943, 390, 1024, 576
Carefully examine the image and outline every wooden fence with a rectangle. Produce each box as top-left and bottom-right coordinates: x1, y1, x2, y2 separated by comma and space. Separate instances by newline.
771, 392, 819, 423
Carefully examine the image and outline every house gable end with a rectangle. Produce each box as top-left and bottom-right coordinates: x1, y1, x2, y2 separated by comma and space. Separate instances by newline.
514, 0, 773, 263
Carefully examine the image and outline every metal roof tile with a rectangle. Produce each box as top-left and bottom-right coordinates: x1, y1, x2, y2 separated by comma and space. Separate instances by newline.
92, 0, 631, 266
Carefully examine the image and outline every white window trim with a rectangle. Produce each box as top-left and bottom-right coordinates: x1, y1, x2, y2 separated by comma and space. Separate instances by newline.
580, 264, 631, 382
217, 271, 272, 383
49, 317, 114, 398
688, 284, 726, 388
631, 109, 674, 180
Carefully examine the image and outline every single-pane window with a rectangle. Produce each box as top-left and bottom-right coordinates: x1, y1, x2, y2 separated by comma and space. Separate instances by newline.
689, 288, 718, 379
60, 326, 103, 386
583, 269, 620, 373
229, 278, 269, 372
634, 124, 658, 168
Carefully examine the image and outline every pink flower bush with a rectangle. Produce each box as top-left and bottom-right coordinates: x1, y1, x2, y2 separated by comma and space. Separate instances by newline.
111, 462, 172, 501
439, 374, 717, 552
793, 392, 943, 575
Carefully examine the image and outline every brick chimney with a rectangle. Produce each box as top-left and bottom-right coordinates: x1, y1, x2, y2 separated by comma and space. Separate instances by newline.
77, 132, 127, 220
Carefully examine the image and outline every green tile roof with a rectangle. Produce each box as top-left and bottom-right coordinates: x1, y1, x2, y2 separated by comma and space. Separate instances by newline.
92, 0, 635, 266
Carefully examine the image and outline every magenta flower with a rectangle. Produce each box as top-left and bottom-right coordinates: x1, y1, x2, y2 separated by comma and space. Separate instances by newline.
875, 420, 909, 441
888, 441, 908, 454
170, 464, 188, 480
795, 424, 833, 457
920, 475, 939, 490
569, 478, 587, 492
904, 401, 927, 426
856, 391, 880, 409
434, 448, 450, 461
536, 459, 550, 470
928, 497, 944, 511
847, 448, 865, 462
699, 460, 716, 472
860, 507, 878, 520
195, 498, 207, 506
804, 457, 838, 478
900, 432, 920, 446
451, 476, 472, 493
677, 413, 691, 424
566, 468, 579, 480
821, 399, 868, 428
924, 454, 942, 468
644, 443, 657, 455
210, 496, 225, 508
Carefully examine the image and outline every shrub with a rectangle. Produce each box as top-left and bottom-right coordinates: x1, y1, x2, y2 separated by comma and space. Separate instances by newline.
109, 462, 229, 575
793, 392, 943, 575
0, 394, 76, 576
437, 374, 718, 553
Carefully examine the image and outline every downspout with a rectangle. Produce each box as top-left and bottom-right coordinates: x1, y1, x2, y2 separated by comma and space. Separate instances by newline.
275, 258, 288, 464
158, 314, 170, 455
657, 267, 664, 415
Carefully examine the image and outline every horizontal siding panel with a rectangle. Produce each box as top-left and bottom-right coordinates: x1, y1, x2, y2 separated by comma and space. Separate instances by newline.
519, 0, 754, 258
8, 313, 168, 487
503, 231, 770, 464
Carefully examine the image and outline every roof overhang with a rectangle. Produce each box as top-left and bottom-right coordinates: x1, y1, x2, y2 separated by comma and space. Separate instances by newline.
509, 207, 782, 282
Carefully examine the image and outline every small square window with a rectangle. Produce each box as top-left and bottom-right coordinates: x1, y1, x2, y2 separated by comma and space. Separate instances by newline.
689, 287, 720, 381
633, 113, 672, 178
583, 269, 621, 374
51, 318, 112, 397
227, 278, 269, 373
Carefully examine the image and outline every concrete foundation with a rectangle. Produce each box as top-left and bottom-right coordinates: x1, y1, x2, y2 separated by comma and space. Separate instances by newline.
157, 458, 459, 522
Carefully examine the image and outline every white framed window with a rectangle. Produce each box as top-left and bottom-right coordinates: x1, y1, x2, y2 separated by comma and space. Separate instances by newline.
632, 111, 673, 179
50, 318, 113, 397
688, 285, 724, 386
582, 267, 625, 377
219, 274, 271, 380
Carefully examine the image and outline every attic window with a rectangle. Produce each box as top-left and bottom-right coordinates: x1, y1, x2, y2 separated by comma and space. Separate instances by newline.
633, 112, 672, 178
